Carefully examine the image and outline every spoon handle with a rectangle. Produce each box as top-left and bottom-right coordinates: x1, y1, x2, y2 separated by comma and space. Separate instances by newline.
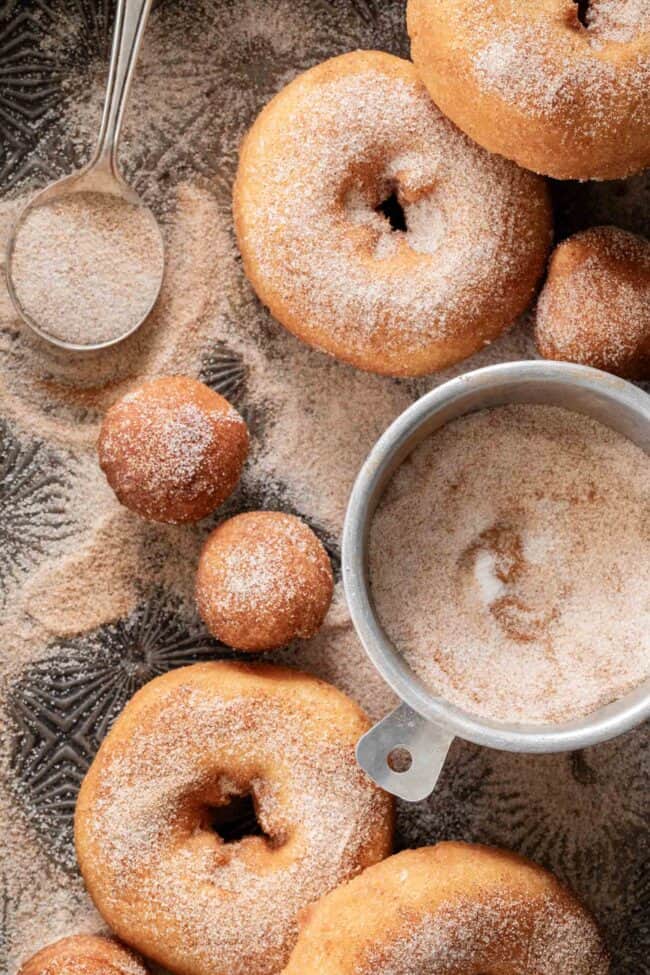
94, 0, 154, 174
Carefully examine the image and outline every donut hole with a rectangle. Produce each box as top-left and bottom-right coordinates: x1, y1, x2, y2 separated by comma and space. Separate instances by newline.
573, 0, 591, 28
386, 746, 413, 773
209, 792, 274, 845
345, 180, 447, 261
375, 190, 407, 233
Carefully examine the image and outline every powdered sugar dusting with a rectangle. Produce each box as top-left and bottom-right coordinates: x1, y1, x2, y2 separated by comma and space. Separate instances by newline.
369, 405, 650, 724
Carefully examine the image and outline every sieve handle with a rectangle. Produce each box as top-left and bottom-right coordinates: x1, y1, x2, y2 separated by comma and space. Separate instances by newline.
356, 703, 454, 802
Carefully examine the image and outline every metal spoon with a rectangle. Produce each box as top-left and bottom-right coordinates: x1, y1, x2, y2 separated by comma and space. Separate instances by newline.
5, 0, 164, 352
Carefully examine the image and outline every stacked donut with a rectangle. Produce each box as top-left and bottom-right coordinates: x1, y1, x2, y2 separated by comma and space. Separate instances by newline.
232, 4, 649, 379
21, 662, 607, 975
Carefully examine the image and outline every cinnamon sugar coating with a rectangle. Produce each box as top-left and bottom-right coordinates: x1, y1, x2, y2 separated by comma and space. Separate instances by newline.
407, 0, 650, 180
536, 226, 650, 378
98, 376, 249, 524
74, 662, 394, 975
18, 935, 149, 975
284, 843, 609, 975
196, 512, 334, 652
234, 51, 551, 377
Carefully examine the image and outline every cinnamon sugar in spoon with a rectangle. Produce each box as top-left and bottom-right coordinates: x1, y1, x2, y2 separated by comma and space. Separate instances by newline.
5, 0, 164, 352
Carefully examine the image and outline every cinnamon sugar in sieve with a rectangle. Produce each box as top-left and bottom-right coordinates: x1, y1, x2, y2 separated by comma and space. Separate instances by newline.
369, 404, 650, 725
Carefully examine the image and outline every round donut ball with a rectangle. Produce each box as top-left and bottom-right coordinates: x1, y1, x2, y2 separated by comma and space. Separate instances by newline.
234, 51, 551, 377
407, 0, 650, 180
18, 935, 149, 975
98, 376, 249, 524
196, 512, 334, 651
536, 226, 650, 378
284, 843, 609, 975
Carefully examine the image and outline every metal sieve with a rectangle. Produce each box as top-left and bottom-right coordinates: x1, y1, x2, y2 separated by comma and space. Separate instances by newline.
342, 361, 650, 801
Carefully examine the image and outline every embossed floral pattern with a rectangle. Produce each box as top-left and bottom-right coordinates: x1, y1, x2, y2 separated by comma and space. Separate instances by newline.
8, 592, 228, 870
0, 422, 72, 601
0, 1, 647, 970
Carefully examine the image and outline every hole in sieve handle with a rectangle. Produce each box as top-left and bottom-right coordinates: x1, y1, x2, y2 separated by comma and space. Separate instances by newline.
356, 703, 454, 802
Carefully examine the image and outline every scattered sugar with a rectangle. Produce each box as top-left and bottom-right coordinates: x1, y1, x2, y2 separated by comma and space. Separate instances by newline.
369, 405, 650, 724
0, 0, 646, 970
10, 192, 164, 347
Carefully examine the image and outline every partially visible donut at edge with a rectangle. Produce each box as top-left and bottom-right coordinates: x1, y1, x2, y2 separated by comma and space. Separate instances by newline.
17, 934, 150, 975
284, 843, 609, 975
234, 51, 551, 378
407, 0, 650, 180
98, 376, 249, 524
536, 227, 650, 379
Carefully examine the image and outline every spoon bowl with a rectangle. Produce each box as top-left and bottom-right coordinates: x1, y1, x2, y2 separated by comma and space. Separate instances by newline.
5, 0, 164, 352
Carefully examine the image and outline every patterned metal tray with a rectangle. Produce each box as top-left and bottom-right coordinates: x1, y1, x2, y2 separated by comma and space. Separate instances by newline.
0, 1, 648, 972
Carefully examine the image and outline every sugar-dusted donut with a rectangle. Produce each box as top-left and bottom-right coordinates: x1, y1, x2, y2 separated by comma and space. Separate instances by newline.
234, 51, 551, 377
75, 662, 393, 975
536, 226, 650, 378
285, 843, 609, 975
18, 935, 149, 975
196, 512, 334, 652
98, 376, 249, 524
407, 0, 650, 180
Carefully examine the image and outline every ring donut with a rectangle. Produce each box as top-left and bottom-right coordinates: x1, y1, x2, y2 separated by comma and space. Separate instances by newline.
234, 51, 551, 377
285, 843, 609, 975
18, 936, 149, 975
407, 0, 650, 180
75, 662, 393, 975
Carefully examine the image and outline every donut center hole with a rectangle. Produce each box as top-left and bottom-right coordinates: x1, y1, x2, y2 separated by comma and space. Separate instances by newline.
376, 191, 407, 233
209, 792, 267, 843
573, 0, 591, 27
387, 746, 413, 773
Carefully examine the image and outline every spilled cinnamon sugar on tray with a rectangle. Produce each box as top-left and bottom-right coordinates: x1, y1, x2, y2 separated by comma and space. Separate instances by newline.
0, 1, 648, 970
369, 404, 650, 724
